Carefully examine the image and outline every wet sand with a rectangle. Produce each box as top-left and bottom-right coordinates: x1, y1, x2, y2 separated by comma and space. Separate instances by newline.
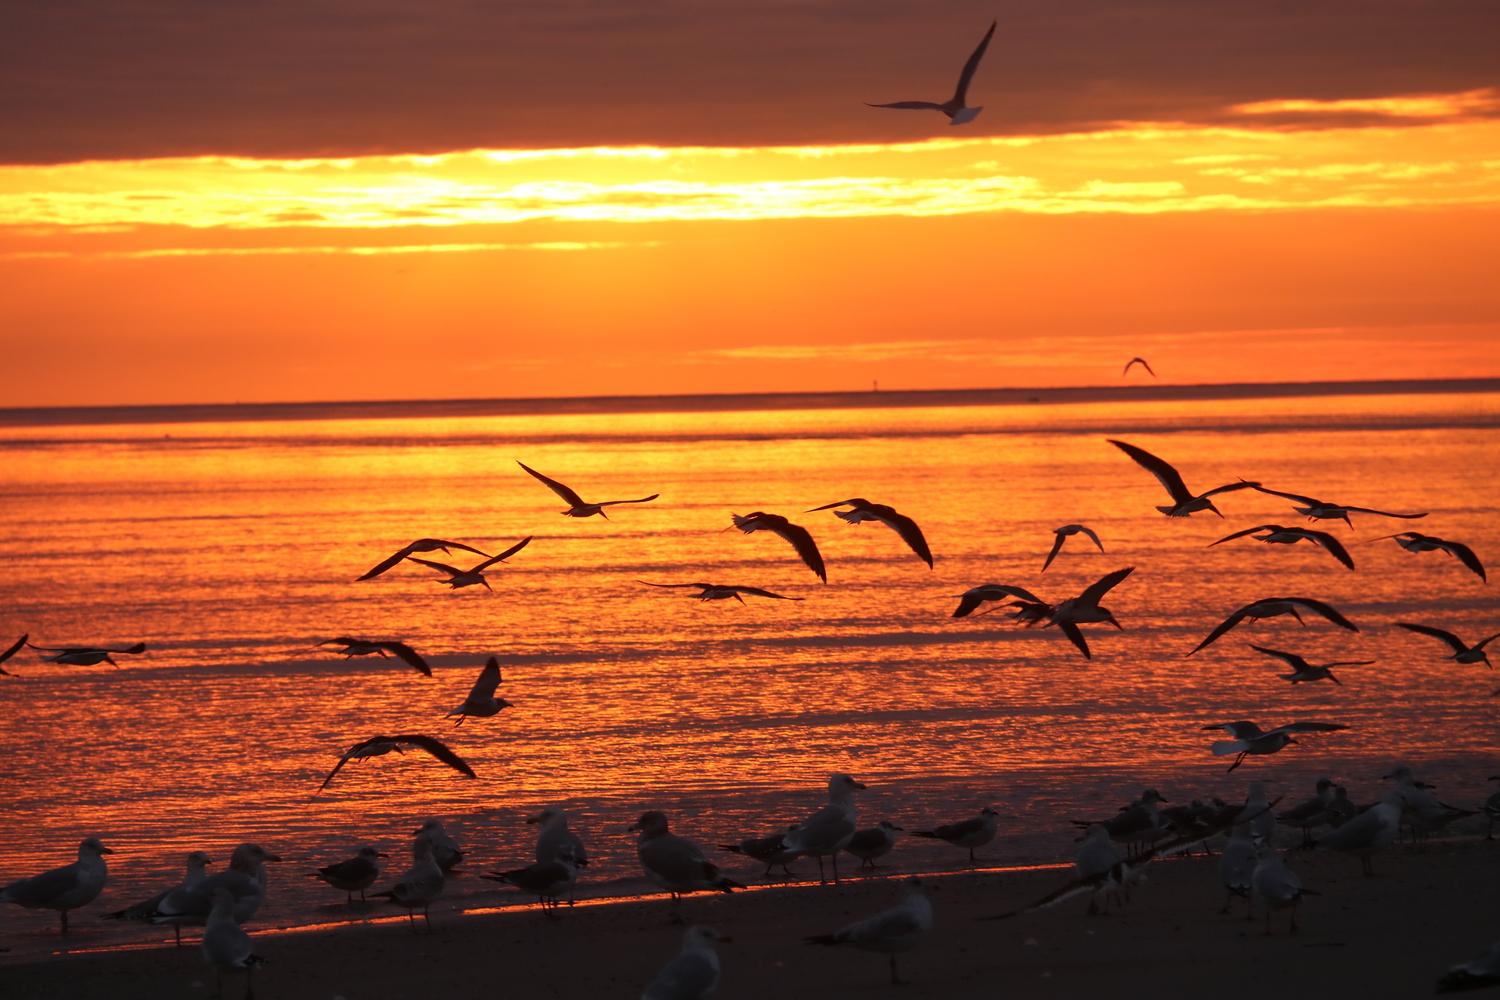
7, 838, 1497, 1000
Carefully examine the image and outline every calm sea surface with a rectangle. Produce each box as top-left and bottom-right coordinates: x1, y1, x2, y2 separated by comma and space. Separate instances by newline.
2, 393, 1497, 953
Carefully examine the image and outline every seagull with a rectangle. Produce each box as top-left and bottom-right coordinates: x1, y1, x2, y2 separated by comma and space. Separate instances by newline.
1218, 824, 1258, 917
1107, 439, 1259, 517
407, 536, 533, 590
911, 807, 998, 863
414, 818, 466, 871
316, 734, 476, 792
950, 584, 1052, 622
729, 513, 826, 582
1277, 778, 1336, 847
1187, 597, 1359, 656
637, 581, 804, 603
867, 21, 994, 125
1383, 765, 1476, 842
0, 837, 113, 935
1209, 524, 1355, 570
1326, 785, 1359, 829
202, 887, 268, 1000
1073, 825, 1127, 915
517, 461, 658, 518
480, 850, 581, 910
1123, 357, 1156, 377
1251, 844, 1317, 934
1250, 485, 1427, 527
1438, 942, 1500, 993
805, 498, 933, 568
27, 641, 145, 667
1042, 524, 1105, 571
445, 657, 512, 724
1069, 788, 1167, 858
0, 633, 26, 676
1043, 566, 1134, 659
846, 821, 903, 869
318, 637, 432, 677
1370, 531, 1487, 582
529, 806, 590, 868
151, 843, 280, 929
1248, 644, 1373, 685
1312, 790, 1402, 875
805, 877, 933, 986
306, 847, 387, 904
356, 538, 493, 581
370, 833, 444, 931
1394, 623, 1499, 668
107, 850, 212, 944
642, 925, 730, 1000
629, 812, 743, 919
1201, 720, 1349, 772
782, 773, 866, 884
718, 830, 799, 877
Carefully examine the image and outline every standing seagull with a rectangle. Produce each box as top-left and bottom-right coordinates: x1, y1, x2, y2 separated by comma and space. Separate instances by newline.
480, 850, 582, 910
950, 584, 1053, 622
1372, 532, 1487, 582
1043, 566, 1134, 660
517, 461, 658, 519
27, 641, 145, 667
637, 581, 803, 604
407, 536, 532, 590
414, 818, 466, 872
529, 806, 590, 868
356, 538, 492, 581
1394, 623, 1499, 668
1250, 485, 1427, 527
629, 812, 743, 920
317, 734, 476, 791
911, 807, 998, 863
805, 878, 933, 986
782, 773, 866, 884
806, 498, 933, 568
868, 22, 995, 125
845, 821, 903, 869
445, 657, 512, 724
729, 512, 827, 582
0, 633, 26, 675
1251, 845, 1316, 934
1187, 597, 1359, 656
202, 887, 267, 1000
1210, 524, 1355, 570
318, 637, 432, 677
1107, 440, 1258, 517
107, 850, 212, 944
1042, 524, 1105, 571
1438, 943, 1500, 993
1312, 791, 1402, 875
1123, 357, 1156, 377
719, 829, 800, 878
306, 847, 387, 904
642, 925, 730, 1000
1248, 644, 1373, 685
370, 834, 444, 931
150, 843, 280, 929
0, 837, 113, 935
1200, 720, 1349, 772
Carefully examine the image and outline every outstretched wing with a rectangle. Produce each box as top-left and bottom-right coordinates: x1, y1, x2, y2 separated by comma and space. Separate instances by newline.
1058, 622, 1092, 660
467, 658, 502, 700
1107, 439, 1194, 506
1199, 481, 1261, 499
1394, 622, 1468, 654
1340, 505, 1427, 519
951, 21, 997, 105
1077, 526, 1105, 552
317, 756, 353, 792
378, 641, 432, 677
357, 548, 413, 582
1123, 357, 1156, 377
733, 586, 803, 601
407, 557, 464, 576
866, 100, 946, 111
872, 507, 933, 567
1247, 645, 1310, 670
0, 633, 25, 675
1302, 528, 1355, 569
769, 520, 827, 582
1041, 531, 1067, 572
637, 580, 711, 590
597, 493, 660, 507
516, 461, 586, 507
1203, 720, 1266, 739
1252, 485, 1324, 507
1284, 598, 1359, 632
1186, 604, 1260, 656
392, 735, 477, 779
474, 536, 533, 572
1266, 721, 1350, 737
1078, 566, 1135, 607
1436, 539, 1488, 581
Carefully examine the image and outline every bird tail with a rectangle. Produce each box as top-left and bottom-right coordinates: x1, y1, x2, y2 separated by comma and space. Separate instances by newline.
245, 955, 270, 969
714, 877, 746, 893
1211, 740, 1248, 756
717, 845, 745, 854
804, 933, 843, 946
910, 831, 940, 839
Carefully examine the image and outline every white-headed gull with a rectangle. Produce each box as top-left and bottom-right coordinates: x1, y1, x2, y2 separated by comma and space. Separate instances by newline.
0, 837, 113, 935
642, 925, 729, 1000
107, 850, 212, 944
370, 833, 445, 931
805, 877, 933, 985
530, 806, 590, 867
1251, 844, 1316, 934
202, 886, 268, 999
152, 843, 280, 928
782, 773, 866, 883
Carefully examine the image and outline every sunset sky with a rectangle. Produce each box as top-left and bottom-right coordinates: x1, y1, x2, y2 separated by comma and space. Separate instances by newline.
3, 0, 1498, 406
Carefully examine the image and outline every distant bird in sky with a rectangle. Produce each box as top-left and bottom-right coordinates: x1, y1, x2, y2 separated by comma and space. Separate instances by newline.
1187, 597, 1359, 656
1393, 622, 1498, 668
629, 811, 744, 917
1370, 531, 1487, 582
1107, 439, 1258, 517
1250, 485, 1427, 527
0, 837, 113, 936
637, 581, 804, 603
201, 886, 268, 999
516, 461, 658, 518
370, 833, 444, 931
806, 498, 933, 568
317, 734, 476, 792
1200, 720, 1349, 772
107, 850, 212, 945
1209, 524, 1355, 570
783, 773, 866, 884
950, 583, 1052, 622
1042, 524, 1104, 571
0, 633, 25, 676
318, 637, 432, 677
1438, 942, 1500, 993
911, 807, 998, 862
407, 536, 532, 590
356, 538, 493, 581
1123, 357, 1156, 377
867, 22, 995, 125
1044, 566, 1134, 659
445, 657, 511, 724
729, 512, 827, 582
804, 877, 933, 986
643, 925, 729, 1000
27, 641, 145, 667
307, 846, 387, 904
1248, 644, 1372, 685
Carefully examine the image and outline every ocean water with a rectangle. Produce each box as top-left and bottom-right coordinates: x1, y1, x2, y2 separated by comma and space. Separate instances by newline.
1, 392, 1496, 953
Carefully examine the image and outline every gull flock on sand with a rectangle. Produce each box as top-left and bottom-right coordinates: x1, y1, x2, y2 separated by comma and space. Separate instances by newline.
1, 20, 1497, 1000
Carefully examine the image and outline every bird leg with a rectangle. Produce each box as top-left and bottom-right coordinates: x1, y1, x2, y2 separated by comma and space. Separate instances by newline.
815, 855, 826, 883
174, 924, 182, 946
423, 905, 432, 932
60, 909, 69, 937
1227, 752, 1247, 773
831, 852, 840, 885
889, 954, 907, 986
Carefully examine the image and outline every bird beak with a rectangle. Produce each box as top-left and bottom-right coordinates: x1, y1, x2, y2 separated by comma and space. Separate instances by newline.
265, 854, 282, 862
412, 827, 423, 835
1381, 772, 1395, 780
100, 847, 116, 855
377, 853, 390, 858
1287, 738, 1299, 745
718, 935, 735, 944
526, 815, 543, 824
853, 782, 868, 790
626, 825, 639, 832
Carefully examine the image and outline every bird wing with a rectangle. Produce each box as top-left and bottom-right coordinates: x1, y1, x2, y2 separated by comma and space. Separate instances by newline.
1205, 720, 1265, 739
1394, 622, 1468, 653
866, 100, 946, 111
1247, 645, 1310, 670
1058, 622, 1092, 660
377, 642, 432, 677
317, 756, 352, 792
597, 494, 660, 507
1210, 525, 1281, 546
0, 633, 25, 674
1107, 439, 1194, 505
1198, 481, 1261, 499
407, 557, 464, 576
473, 536, 533, 572
1284, 598, 1359, 632
1041, 531, 1067, 572
357, 549, 413, 581
1339, 505, 1427, 518
933, 817, 984, 840
769, 520, 827, 582
1077, 566, 1134, 607
733, 586, 803, 600
1304, 529, 1355, 569
1078, 526, 1105, 552
870, 507, 933, 567
516, 461, 586, 507
392, 735, 477, 779
468, 658, 502, 699
951, 592, 990, 617
1123, 357, 1156, 377
1436, 539, 1488, 581
1252, 485, 1326, 506
1186, 604, 1259, 656
950, 21, 996, 105
1266, 722, 1350, 737
643, 951, 719, 1000
637, 580, 709, 589
979, 867, 1120, 920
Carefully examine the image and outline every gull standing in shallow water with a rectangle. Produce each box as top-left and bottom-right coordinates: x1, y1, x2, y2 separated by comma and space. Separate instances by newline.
911, 807, 998, 863
728, 512, 827, 582
27, 641, 145, 667
782, 773, 866, 884
202, 887, 267, 1000
151, 843, 280, 929
846, 821, 903, 869
1371, 531, 1487, 581
1249, 644, 1373, 685
529, 806, 590, 868
1209, 524, 1355, 570
306, 847, 386, 904
1200, 720, 1350, 772
806, 877, 933, 985
356, 537, 492, 581
316, 735, 476, 792
517, 461, 659, 518
1187, 597, 1359, 656
414, 818, 465, 872
318, 637, 432, 677
480, 850, 581, 911
0, 837, 113, 935
0, 633, 26, 675
805, 498, 933, 568
407, 536, 532, 590
867, 22, 995, 125
445, 657, 512, 724
1043, 566, 1134, 660
370, 834, 444, 931
718, 829, 799, 877
1042, 524, 1104, 571
107, 850, 211, 944
630, 812, 743, 920
1250, 484, 1428, 526
1107, 439, 1259, 517
642, 925, 729, 1000
1394, 623, 1498, 668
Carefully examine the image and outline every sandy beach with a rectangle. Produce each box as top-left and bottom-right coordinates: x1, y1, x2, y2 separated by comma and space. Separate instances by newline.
6, 837, 1497, 1000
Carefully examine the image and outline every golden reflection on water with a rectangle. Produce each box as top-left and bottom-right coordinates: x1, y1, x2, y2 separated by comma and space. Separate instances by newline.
0, 394, 1495, 949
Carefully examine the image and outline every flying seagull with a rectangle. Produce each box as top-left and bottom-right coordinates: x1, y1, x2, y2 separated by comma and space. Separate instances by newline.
1107, 439, 1258, 517
1042, 524, 1104, 571
1250, 485, 1427, 527
1043, 566, 1134, 659
1201, 720, 1350, 772
1209, 524, 1355, 570
0, 633, 26, 676
516, 461, 658, 518
1186, 597, 1359, 656
806, 498, 932, 567
950, 584, 1052, 622
27, 641, 146, 667
318, 637, 432, 677
729, 512, 827, 582
1123, 357, 1156, 377
1247, 644, 1373, 685
445, 657, 512, 724
1370, 531, 1486, 582
356, 538, 493, 581
867, 22, 995, 125
317, 734, 476, 791
637, 581, 804, 603
1394, 622, 1499, 668
407, 536, 532, 590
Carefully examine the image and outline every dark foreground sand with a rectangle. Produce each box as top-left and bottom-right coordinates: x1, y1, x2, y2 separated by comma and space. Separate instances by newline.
6, 839, 1498, 1000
